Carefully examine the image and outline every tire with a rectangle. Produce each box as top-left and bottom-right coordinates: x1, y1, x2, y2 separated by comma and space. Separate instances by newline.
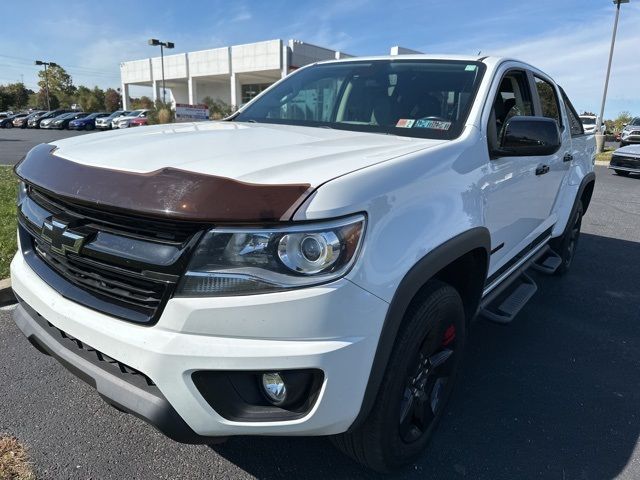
620, 141, 627, 147
5, 122, 13, 129
551, 200, 584, 275
332, 280, 466, 472
614, 169, 630, 177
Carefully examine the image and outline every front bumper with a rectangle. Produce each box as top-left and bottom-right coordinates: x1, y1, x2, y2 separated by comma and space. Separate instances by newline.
621, 133, 640, 144
10, 250, 387, 438
609, 153, 640, 173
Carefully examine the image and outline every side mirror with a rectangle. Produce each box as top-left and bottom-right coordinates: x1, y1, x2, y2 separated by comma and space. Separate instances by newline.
494, 116, 561, 157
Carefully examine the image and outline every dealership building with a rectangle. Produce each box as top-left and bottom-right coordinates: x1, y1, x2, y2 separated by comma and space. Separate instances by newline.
120, 39, 420, 110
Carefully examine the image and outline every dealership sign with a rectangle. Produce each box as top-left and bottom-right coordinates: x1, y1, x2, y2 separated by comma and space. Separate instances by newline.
175, 103, 210, 121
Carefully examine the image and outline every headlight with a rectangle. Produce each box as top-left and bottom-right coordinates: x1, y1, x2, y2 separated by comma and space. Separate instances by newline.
17, 181, 27, 205
176, 214, 366, 296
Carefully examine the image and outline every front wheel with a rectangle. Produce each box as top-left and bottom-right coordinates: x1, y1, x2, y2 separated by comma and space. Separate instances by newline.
5, 122, 13, 129
551, 200, 584, 275
332, 280, 466, 472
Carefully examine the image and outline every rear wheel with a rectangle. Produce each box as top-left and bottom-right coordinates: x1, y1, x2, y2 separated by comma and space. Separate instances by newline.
332, 280, 466, 472
551, 200, 583, 275
614, 169, 630, 177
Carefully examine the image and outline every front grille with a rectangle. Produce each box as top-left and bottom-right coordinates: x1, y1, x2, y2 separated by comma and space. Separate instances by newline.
34, 239, 168, 318
18, 187, 203, 324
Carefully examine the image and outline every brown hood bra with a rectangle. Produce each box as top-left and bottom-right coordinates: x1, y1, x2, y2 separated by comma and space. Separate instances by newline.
15, 144, 313, 223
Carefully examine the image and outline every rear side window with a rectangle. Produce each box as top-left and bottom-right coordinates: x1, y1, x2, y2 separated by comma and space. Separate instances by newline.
534, 77, 562, 127
560, 87, 584, 136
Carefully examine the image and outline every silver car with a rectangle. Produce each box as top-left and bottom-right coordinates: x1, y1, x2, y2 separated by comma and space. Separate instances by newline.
620, 117, 640, 147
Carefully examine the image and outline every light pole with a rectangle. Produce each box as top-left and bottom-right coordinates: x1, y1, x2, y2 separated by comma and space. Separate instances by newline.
148, 39, 175, 104
34, 60, 59, 111
596, 0, 629, 153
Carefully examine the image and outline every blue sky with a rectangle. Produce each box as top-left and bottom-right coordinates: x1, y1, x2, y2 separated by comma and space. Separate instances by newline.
1, 0, 638, 118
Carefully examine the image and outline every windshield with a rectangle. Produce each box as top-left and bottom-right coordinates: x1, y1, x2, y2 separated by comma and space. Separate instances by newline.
127, 110, 143, 117
580, 116, 596, 125
630, 117, 640, 126
235, 60, 486, 139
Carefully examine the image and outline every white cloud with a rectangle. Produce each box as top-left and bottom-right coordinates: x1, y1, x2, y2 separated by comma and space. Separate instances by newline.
427, 3, 640, 118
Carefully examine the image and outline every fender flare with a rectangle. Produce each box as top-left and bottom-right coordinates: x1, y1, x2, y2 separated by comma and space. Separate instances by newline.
348, 227, 490, 431
561, 171, 595, 239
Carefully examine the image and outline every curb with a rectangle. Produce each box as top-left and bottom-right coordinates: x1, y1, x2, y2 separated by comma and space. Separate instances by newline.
0, 278, 16, 307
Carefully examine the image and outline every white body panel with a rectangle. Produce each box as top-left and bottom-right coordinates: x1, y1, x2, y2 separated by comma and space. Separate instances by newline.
12, 54, 594, 437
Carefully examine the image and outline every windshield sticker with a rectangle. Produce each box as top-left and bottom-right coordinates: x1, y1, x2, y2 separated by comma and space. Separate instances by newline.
396, 119, 415, 128
465, 64, 477, 71
414, 119, 452, 130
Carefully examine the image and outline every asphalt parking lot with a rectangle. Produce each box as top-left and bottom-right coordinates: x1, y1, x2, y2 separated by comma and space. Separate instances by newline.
1, 151, 639, 477
0, 127, 92, 165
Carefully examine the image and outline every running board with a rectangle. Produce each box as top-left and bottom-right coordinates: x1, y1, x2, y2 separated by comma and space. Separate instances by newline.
531, 246, 562, 275
480, 272, 538, 324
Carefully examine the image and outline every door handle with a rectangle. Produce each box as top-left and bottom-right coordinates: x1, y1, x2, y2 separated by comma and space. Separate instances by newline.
535, 164, 550, 175
563, 153, 574, 162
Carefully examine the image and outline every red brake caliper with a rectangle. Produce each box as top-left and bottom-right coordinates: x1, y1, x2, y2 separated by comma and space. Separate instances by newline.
442, 324, 456, 346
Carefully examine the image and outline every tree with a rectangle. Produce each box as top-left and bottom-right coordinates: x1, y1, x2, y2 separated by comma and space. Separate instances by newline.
613, 111, 633, 132
104, 88, 121, 112
202, 96, 235, 119
4, 83, 31, 109
130, 96, 154, 109
35, 89, 59, 109
37, 64, 75, 107
0, 89, 12, 111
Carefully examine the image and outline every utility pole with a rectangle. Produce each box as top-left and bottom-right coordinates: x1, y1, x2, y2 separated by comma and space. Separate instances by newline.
596, 0, 629, 153
34, 60, 59, 110
148, 39, 175, 104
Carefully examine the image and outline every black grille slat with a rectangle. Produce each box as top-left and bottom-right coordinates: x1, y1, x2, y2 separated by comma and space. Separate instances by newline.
35, 242, 163, 311
49, 253, 161, 298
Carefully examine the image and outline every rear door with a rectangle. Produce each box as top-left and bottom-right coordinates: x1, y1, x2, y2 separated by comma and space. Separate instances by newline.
559, 87, 595, 171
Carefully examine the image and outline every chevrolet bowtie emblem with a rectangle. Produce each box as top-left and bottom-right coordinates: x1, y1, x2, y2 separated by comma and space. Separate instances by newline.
41, 217, 86, 256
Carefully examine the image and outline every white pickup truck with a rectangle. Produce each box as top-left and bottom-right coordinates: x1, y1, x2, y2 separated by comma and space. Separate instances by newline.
12, 55, 595, 472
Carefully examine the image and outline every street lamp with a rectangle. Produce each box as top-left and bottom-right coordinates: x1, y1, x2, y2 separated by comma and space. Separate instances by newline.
148, 39, 175, 104
596, 0, 630, 153
34, 60, 59, 111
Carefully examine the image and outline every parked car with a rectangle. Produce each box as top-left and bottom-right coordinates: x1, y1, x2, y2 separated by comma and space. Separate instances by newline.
609, 144, 640, 176
46, 112, 88, 130
95, 110, 130, 130
112, 109, 148, 128
12, 55, 595, 472
129, 117, 148, 127
29, 110, 72, 128
620, 117, 640, 147
14, 111, 46, 129
0, 110, 13, 118
0, 113, 27, 128
579, 114, 605, 134
68, 112, 110, 130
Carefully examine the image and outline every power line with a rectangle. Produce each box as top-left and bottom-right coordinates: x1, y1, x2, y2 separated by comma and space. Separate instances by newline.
0, 53, 121, 78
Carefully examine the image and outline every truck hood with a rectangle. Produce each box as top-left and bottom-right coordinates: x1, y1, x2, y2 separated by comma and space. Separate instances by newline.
50, 121, 443, 186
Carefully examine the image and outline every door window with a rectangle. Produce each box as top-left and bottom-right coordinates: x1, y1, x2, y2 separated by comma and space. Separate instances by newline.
559, 88, 584, 136
534, 77, 562, 128
488, 70, 534, 149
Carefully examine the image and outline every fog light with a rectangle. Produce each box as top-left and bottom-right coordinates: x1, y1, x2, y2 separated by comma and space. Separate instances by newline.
262, 372, 287, 405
